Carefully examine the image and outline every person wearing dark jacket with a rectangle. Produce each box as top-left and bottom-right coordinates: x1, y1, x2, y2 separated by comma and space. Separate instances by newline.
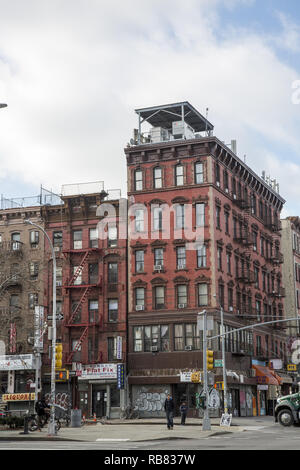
180, 401, 188, 425
164, 394, 174, 429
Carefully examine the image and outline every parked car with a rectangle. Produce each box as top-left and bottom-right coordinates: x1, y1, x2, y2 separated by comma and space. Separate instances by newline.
275, 392, 300, 426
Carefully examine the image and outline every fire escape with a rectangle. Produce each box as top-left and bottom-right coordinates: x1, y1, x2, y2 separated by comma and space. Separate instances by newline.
233, 189, 256, 320
63, 246, 103, 365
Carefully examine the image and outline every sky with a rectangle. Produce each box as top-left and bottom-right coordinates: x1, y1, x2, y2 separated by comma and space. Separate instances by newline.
0, 0, 299, 217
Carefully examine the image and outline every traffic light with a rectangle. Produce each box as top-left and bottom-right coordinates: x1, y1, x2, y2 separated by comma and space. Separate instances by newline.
206, 349, 214, 370
55, 343, 63, 370
55, 370, 69, 382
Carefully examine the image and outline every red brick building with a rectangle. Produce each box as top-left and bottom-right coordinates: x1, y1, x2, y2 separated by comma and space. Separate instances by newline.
42, 184, 127, 418
125, 102, 288, 417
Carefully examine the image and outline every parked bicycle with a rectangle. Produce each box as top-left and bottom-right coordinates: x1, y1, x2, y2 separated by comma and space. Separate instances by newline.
120, 405, 140, 420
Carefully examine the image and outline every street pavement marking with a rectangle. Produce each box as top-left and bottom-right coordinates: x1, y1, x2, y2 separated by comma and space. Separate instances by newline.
96, 438, 130, 442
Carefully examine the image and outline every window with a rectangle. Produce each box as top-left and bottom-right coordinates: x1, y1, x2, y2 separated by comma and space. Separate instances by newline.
108, 226, 118, 247
135, 250, 144, 273
176, 246, 186, 269
108, 299, 118, 322
135, 287, 145, 309
72, 339, 81, 362
73, 230, 82, 249
252, 231, 257, 252
28, 293, 38, 309
227, 252, 231, 274
30, 230, 39, 247
256, 300, 261, 321
216, 206, 221, 229
10, 294, 19, 310
217, 246, 222, 270
53, 231, 63, 249
29, 262, 39, 280
174, 324, 201, 351
228, 287, 233, 310
71, 301, 81, 323
225, 212, 230, 234
195, 162, 204, 184
254, 266, 259, 289
89, 300, 98, 323
224, 171, 229, 192
198, 284, 208, 306
175, 165, 184, 186
177, 285, 187, 307
89, 263, 99, 284
133, 326, 143, 352
153, 167, 162, 188
89, 228, 98, 248
135, 209, 144, 232
56, 300, 62, 315
11, 232, 21, 250
152, 206, 163, 231
197, 245, 206, 268
144, 325, 169, 352
154, 248, 164, 268
73, 266, 82, 285
154, 286, 165, 309
175, 204, 185, 229
135, 170, 143, 191
215, 163, 220, 186
108, 337, 118, 361
251, 194, 257, 215
108, 263, 118, 284
196, 203, 205, 227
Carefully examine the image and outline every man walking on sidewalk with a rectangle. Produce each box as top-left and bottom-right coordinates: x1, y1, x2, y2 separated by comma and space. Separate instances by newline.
164, 394, 174, 430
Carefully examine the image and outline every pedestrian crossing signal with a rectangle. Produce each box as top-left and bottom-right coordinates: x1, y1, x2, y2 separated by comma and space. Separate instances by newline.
55, 370, 69, 382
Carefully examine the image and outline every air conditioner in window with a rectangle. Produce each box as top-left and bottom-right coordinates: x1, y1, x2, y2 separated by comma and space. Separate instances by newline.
229, 306, 233, 312
178, 304, 187, 309
150, 346, 159, 352
185, 345, 193, 351
225, 188, 229, 193
154, 265, 162, 271
177, 263, 186, 270
54, 246, 61, 252
56, 280, 62, 287
136, 305, 144, 311
216, 181, 220, 187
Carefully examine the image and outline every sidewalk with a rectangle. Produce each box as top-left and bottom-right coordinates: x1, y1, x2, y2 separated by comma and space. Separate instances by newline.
0, 416, 275, 442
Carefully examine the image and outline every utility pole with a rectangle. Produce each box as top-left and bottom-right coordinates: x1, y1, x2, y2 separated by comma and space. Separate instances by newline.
25, 220, 57, 436
198, 310, 211, 431
220, 306, 229, 418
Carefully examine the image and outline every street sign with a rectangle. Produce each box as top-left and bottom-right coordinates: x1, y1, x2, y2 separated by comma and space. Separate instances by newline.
214, 359, 223, 368
47, 314, 64, 321
197, 316, 214, 331
287, 364, 297, 371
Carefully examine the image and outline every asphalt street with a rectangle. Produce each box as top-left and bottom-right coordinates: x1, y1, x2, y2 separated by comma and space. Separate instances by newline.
0, 415, 299, 452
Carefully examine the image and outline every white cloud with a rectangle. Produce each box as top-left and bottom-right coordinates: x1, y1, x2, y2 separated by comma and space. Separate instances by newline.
0, 0, 299, 210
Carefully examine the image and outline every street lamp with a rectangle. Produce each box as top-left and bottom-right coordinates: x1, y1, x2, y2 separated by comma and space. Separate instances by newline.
25, 219, 57, 436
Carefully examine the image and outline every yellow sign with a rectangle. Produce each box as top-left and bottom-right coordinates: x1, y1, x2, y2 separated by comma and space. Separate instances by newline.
2, 393, 35, 402
191, 372, 201, 383
287, 364, 297, 371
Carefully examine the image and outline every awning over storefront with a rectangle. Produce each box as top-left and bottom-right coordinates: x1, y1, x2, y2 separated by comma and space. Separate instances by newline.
252, 365, 282, 386
276, 374, 293, 384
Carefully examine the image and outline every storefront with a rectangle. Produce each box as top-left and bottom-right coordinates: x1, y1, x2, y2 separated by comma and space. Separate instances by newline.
77, 363, 125, 419
0, 354, 37, 413
252, 364, 282, 416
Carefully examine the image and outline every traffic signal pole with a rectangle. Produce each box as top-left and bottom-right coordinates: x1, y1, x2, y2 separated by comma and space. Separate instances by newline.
220, 306, 228, 416
202, 310, 211, 431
